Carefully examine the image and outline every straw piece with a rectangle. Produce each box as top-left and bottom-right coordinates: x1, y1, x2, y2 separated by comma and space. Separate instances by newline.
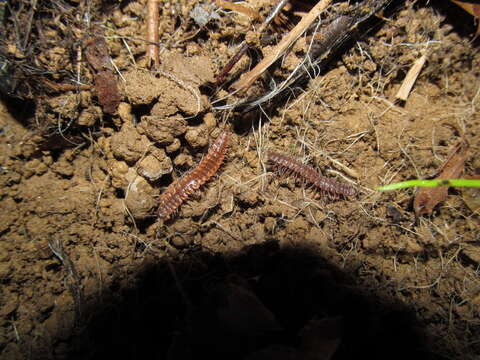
395, 53, 427, 101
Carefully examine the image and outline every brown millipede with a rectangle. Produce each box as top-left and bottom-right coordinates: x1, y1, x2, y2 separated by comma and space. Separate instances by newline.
158, 130, 230, 219
267, 151, 357, 198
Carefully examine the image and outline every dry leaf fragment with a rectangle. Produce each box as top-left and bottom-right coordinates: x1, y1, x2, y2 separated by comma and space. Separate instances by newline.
451, 0, 480, 34
84, 37, 120, 114
414, 141, 469, 216
452, 0, 480, 18
94, 71, 121, 114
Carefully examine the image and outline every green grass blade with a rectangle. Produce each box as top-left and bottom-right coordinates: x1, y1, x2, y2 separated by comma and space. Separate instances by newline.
377, 179, 480, 191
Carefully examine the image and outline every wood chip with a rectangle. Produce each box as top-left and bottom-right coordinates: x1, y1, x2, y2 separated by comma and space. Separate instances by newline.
395, 53, 427, 101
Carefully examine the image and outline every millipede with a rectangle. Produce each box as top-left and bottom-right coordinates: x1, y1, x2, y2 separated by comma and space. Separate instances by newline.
157, 130, 230, 219
267, 151, 357, 198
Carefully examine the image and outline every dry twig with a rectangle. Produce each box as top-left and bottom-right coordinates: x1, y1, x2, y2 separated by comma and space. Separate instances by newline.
147, 0, 160, 68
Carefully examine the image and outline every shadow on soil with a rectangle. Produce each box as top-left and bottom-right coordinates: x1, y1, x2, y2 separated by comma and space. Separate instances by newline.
30, 238, 448, 360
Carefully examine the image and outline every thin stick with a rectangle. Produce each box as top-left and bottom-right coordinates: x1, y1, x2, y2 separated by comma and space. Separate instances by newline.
146, 0, 160, 68
43, 79, 91, 91
216, 43, 249, 83
231, 0, 333, 91
76, 45, 82, 84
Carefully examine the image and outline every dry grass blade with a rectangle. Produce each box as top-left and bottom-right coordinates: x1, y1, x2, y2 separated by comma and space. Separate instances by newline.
231, 0, 333, 92
414, 141, 469, 216
215, 0, 258, 19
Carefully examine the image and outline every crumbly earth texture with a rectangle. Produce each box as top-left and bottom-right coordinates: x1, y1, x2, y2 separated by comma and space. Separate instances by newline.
0, 1, 479, 359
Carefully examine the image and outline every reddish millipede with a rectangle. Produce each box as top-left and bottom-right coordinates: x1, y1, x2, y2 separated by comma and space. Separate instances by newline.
157, 130, 230, 219
267, 151, 357, 198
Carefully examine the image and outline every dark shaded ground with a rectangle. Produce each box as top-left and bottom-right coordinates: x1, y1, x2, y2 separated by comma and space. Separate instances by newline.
18, 242, 440, 360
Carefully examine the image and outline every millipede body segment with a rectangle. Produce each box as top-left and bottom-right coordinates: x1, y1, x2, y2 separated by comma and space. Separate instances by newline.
158, 130, 230, 219
267, 151, 356, 197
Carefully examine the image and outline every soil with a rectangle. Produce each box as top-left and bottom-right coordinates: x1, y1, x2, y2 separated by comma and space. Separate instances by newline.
0, 1, 479, 360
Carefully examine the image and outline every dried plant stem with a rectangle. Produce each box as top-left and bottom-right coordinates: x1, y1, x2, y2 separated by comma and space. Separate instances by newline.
147, 0, 160, 68
216, 43, 249, 83
231, 0, 333, 92
216, 0, 289, 83
215, 0, 258, 19
43, 79, 91, 91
